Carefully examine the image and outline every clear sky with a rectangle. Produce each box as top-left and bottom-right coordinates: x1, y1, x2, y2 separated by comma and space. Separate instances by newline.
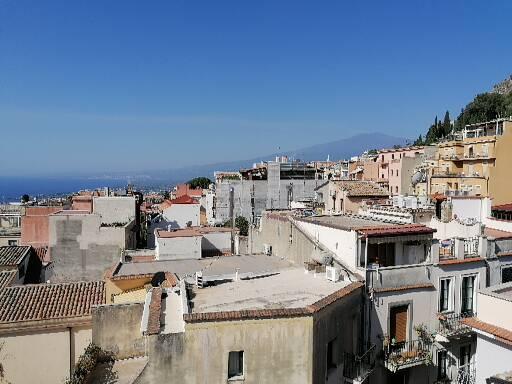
1, 0, 511, 176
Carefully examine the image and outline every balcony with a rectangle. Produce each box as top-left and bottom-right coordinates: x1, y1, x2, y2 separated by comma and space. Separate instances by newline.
436, 312, 475, 340
438, 237, 480, 262
455, 365, 477, 384
382, 339, 432, 372
343, 344, 376, 383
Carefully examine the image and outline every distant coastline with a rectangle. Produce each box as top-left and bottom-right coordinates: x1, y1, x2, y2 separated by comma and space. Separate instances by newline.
0, 176, 169, 203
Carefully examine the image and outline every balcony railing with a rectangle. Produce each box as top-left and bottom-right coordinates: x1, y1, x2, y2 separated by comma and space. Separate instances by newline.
456, 365, 476, 384
437, 312, 475, 338
382, 339, 432, 372
343, 344, 376, 382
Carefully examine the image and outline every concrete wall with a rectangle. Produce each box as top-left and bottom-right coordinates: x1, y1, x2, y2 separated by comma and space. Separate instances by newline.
312, 287, 362, 384
215, 176, 321, 223
431, 262, 487, 314
249, 214, 318, 266
137, 316, 314, 384
489, 121, 512, 205
451, 197, 490, 222
293, 219, 359, 270
92, 303, 146, 359
20, 206, 62, 248
162, 204, 200, 229
475, 334, 512, 383
202, 232, 231, 253
155, 235, 201, 260
429, 217, 481, 240
477, 289, 512, 330
93, 196, 136, 225
0, 325, 91, 384
49, 213, 133, 282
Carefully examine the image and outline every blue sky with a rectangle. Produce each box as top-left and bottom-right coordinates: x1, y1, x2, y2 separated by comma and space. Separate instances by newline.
0, 0, 511, 176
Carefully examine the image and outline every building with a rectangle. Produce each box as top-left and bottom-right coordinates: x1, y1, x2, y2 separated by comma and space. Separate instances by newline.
91, 254, 367, 384
315, 180, 389, 214
20, 206, 63, 248
461, 282, 512, 383
0, 246, 43, 284
173, 183, 203, 199
0, 281, 105, 384
146, 195, 201, 248
0, 205, 23, 246
249, 208, 512, 384
48, 196, 137, 282
430, 118, 512, 203
214, 160, 323, 224
155, 226, 234, 260
377, 147, 428, 187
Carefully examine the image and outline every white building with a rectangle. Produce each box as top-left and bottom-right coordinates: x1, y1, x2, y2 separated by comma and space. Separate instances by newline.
155, 227, 234, 260
462, 282, 512, 383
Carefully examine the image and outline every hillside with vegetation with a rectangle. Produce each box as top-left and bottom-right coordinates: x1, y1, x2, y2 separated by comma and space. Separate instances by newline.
415, 75, 512, 145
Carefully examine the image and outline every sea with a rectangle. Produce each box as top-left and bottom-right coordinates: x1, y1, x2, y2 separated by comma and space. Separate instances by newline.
0, 176, 169, 203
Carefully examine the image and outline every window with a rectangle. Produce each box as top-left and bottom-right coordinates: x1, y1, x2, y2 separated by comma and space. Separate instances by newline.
439, 278, 452, 312
8, 240, 17, 246
437, 350, 447, 379
461, 276, 476, 315
459, 345, 471, 369
502, 266, 512, 284
395, 186, 398, 193
327, 338, 338, 370
228, 351, 244, 379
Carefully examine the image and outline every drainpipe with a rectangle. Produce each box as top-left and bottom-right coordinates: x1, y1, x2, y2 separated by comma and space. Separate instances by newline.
69, 327, 73, 376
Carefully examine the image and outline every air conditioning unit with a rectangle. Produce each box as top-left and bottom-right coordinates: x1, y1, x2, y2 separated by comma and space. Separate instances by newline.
263, 244, 272, 256
325, 266, 341, 282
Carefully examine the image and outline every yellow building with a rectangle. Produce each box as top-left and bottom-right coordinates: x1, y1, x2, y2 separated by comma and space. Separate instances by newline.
430, 118, 512, 203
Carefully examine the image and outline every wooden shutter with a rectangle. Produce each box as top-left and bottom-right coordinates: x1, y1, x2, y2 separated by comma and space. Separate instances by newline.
390, 305, 408, 343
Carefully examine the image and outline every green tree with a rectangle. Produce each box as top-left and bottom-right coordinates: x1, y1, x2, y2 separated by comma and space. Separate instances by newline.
188, 177, 212, 189
235, 216, 249, 236
442, 111, 451, 137
21, 194, 30, 204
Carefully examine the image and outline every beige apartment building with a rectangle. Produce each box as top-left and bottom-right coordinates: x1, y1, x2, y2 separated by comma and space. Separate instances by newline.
0, 281, 105, 384
430, 118, 512, 204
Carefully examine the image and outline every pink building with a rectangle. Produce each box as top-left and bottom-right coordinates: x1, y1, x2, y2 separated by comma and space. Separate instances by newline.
21, 206, 62, 249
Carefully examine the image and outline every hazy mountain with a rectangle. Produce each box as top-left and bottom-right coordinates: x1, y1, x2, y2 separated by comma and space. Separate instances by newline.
149, 132, 409, 182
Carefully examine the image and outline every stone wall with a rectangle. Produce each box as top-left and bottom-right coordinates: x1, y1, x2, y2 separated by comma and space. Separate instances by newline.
92, 303, 146, 360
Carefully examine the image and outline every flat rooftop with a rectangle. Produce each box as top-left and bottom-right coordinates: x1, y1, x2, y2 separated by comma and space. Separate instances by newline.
113, 254, 293, 281
296, 214, 435, 238
156, 226, 234, 238
190, 267, 351, 313
298, 214, 397, 230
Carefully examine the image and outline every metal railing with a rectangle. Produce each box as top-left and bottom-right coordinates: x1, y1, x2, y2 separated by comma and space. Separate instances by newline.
437, 312, 475, 337
456, 365, 476, 384
343, 344, 376, 381
382, 339, 432, 372
464, 237, 479, 256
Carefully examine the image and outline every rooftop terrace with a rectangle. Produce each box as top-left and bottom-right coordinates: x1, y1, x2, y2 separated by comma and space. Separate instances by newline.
189, 267, 351, 313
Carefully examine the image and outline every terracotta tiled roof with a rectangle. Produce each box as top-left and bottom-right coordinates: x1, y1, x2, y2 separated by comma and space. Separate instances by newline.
438, 257, 484, 266
332, 180, 389, 197
0, 271, 16, 290
493, 203, 512, 212
485, 227, 512, 239
183, 282, 363, 323
461, 317, 512, 345
171, 195, 198, 204
0, 246, 30, 267
372, 283, 435, 293
146, 287, 162, 335
0, 281, 105, 324
357, 224, 435, 238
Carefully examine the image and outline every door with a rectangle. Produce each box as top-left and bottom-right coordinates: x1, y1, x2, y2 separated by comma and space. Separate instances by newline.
390, 305, 408, 343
